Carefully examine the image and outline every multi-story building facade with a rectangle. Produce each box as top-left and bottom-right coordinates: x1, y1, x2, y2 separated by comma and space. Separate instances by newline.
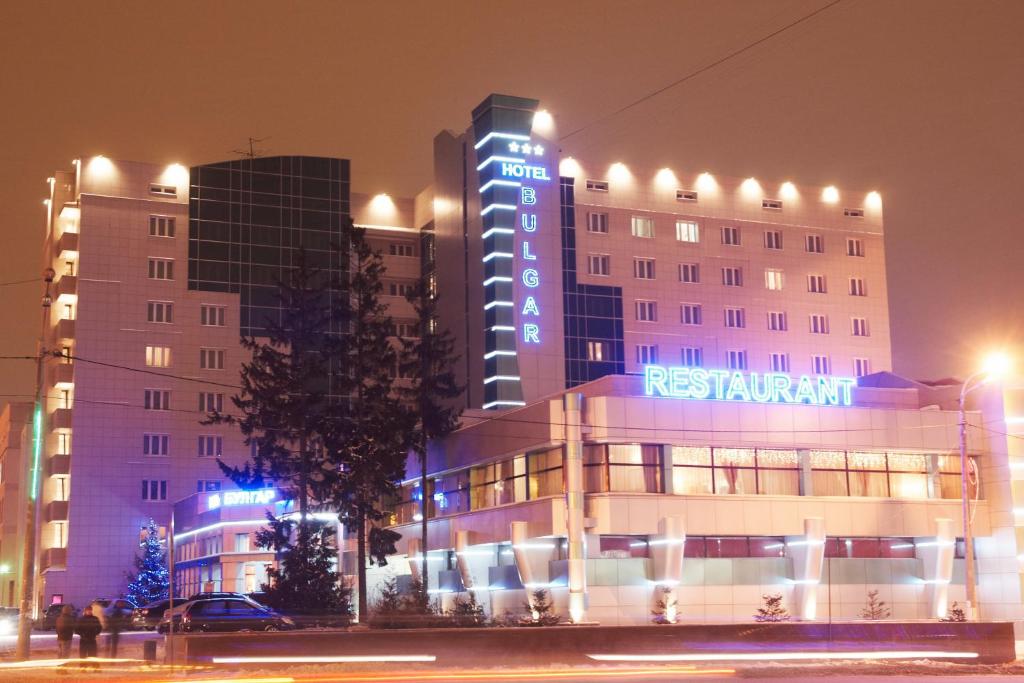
0, 402, 32, 607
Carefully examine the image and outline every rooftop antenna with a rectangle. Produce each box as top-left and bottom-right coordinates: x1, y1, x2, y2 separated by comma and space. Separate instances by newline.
231, 136, 269, 159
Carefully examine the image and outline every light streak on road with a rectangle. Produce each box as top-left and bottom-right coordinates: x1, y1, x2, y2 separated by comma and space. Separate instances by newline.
587, 650, 980, 663
213, 655, 437, 664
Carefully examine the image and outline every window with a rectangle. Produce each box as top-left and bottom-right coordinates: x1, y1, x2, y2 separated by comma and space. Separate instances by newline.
631, 216, 654, 238
805, 234, 824, 253
769, 352, 790, 372
764, 268, 784, 290
854, 358, 871, 377
391, 321, 418, 338
388, 243, 415, 257
807, 274, 827, 293
65, 260, 76, 276
672, 447, 798, 496
764, 230, 783, 249
721, 267, 742, 287
198, 392, 224, 412
147, 301, 173, 324
762, 198, 783, 210
149, 215, 175, 237
200, 348, 225, 370
586, 179, 609, 192
148, 258, 174, 280
809, 314, 830, 334
633, 258, 655, 279
636, 344, 659, 364
143, 434, 169, 456
726, 350, 748, 370
676, 189, 698, 202
149, 184, 176, 197
235, 533, 251, 553
142, 480, 168, 501
145, 346, 172, 368
144, 389, 170, 411
852, 317, 870, 337
62, 303, 75, 320
198, 435, 223, 457
767, 311, 788, 331
681, 347, 703, 367
606, 445, 663, 493
847, 238, 865, 256
388, 282, 415, 297
678, 263, 699, 283
680, 303, 702, 325
470, 457, 528, 509
587, 340, 609, 361
197, 479, 221, 492
724, 307, 746, 328
635, 300, 657, 322
844, 208, 865, 218
587, 254, 610, 276
675, 220, 699, 243
721, 226, 740, 246
587, 212, 609, 233
57, 433, 71, 456
849, 277, 866, 296
811, 354, 831, 375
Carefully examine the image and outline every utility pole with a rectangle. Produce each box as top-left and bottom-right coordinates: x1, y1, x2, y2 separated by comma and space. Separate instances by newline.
16, 268, 55, 660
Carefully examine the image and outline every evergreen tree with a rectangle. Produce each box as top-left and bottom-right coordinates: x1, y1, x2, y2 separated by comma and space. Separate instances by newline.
941, 602, 967, 622
255, 515, 350, 624
399, 268, 463, 593
449, 592, 486, 628
369, 577, 404, 629
124, 520, 169, 606
524, 588, 560, 626
651, 586, 679, 624
860, 589, 891, 620
754, 593, 790, 622
323, 225, 413, 622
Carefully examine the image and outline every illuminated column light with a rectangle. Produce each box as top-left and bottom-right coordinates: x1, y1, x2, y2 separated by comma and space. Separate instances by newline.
822, 185, 840, 203
696, 172, 717, 193
780, 181, 798, 200
162, 162, 189, 187
608, 162, 631, 184
559, 156, 582, 178
865, 190, 882, 210
740, 177, 762, 199
655, 167, 678, 190
532, 109, 554, 135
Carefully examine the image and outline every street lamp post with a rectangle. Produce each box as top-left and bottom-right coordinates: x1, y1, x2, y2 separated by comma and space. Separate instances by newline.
16, 268, 55, 661
958, 352, 1014, 622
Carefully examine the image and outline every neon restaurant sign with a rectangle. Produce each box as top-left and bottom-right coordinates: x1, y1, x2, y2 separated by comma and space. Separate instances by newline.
643, 366, 857, 407
207, 488, 276, 511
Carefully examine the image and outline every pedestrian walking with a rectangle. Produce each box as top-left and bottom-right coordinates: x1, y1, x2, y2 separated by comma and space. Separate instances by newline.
55, 605, 75, 659
75, 605, 102, 669
106, 603, 128, 658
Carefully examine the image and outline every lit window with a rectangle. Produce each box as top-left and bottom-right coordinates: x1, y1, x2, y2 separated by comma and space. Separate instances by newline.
811, 354, 831, 375
675, 221, 699, 243
849, 278, 866, 296
721, 267, 743, 287
681, 347, 703, 367
587, 212, 609, 233
145, 345, 172, 368
808, 274, 827, 294
587, 340, 609, 361
769, 352, 790, 372
635, 300, 657, 322
680, 303, 702, 325
721, 226, 740, 246
765, 269, 784, 290
805, 234, 824, 253
767, 311, 787, 331
636, 344, 659, 364
679, 263, 699, 283
809, 314, 830, 335
587, 254, 610, 276
726, 350, 748, 370
847, 238, 865, 257
724, 307, 746, 329
633, 258, 655, 280
764, 230, 783, 249
852, 317, 870, 337
631, 216, 655, 238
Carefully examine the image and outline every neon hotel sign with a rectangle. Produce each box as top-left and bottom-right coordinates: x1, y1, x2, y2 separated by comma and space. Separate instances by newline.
644, 365, 857, 407
207, 488, 276, 511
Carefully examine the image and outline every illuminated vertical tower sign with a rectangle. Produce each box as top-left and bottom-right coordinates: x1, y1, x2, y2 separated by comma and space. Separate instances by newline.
472, 95, 560, 409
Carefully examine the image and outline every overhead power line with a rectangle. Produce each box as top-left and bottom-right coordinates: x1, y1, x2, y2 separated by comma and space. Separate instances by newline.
561, 0, 845, 141
0, 278, 41, 288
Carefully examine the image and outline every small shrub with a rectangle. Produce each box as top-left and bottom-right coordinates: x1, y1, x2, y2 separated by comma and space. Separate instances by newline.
651, 586, 678, 624
523, 588, 560, 626
860, 589, 891, 620
754, 593, 790, 622
941, 602, 967, 622
448, 592, 486, 628
489, 609, 524, 628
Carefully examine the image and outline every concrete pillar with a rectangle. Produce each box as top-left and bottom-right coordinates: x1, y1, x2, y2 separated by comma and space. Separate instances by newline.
661, 445, 674, 495
916, 517, 955, 619
650, 516, 686, 623
786, 517, 825, 620
407, 538, 422, 584
511, 522, 558, 617
563, 392, 586, 623
797, 449, 812, 496
454, 530, 474, 591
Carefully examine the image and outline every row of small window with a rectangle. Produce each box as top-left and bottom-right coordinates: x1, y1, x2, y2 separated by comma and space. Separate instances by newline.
144, 389, 230, 411
142, 433, 223, 457
598, 535, 966, 560
632, 301, 870, 334
144, 346, 225, 369
146, 302, 226, 326
587, 214, 866, 257
630, 344, 869, 376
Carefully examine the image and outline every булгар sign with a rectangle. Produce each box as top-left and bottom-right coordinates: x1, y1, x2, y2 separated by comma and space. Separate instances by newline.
644, 365, 856, 406
207, 488, 276, 511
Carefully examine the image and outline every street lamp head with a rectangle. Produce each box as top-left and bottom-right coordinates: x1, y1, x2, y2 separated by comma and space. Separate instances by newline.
43, 268, 55, 282
981, 351, 1014, 380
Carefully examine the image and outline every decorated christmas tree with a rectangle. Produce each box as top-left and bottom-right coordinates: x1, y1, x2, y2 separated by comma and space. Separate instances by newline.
124, 520, 169, 606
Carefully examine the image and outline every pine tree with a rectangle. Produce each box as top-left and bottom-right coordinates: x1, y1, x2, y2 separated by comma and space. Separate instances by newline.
124, 520, 169, 606
399, 265, 464, 593
449, 592, 486, 628
651, 586, 679, 624
323, 225, 413, 622
524, 588, 560, 626
754, 593, 790, 622
860, 589, 891, 620
941, 602, 967, 622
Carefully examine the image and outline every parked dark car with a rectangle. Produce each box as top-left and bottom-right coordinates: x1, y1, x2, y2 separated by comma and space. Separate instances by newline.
35, 603, 74, 630
157, 598, 294, 633
187, 591, 252, 602
131, 599, 171, 630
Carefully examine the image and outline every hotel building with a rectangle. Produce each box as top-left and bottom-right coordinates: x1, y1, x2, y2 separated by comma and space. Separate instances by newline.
5, 93, 1024, 625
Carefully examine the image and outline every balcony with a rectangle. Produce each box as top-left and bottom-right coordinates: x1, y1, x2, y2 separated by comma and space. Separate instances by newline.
55, 275, 77, 299
42, 548, 67, 571
48, 454, 71, 476
50, 408, 72, 431
46, 500, 69, 522
54, 318, 75, 340
56, 231, 78, 256
52, 363, 74, 386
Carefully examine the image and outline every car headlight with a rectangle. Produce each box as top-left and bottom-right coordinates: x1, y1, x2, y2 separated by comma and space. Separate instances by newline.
281, 617, 295, 626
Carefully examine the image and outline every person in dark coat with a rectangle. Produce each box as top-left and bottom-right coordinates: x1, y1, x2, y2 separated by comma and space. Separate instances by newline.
106, 603, 128, 657
55, 605, 75, 659
74, 605, 102, 668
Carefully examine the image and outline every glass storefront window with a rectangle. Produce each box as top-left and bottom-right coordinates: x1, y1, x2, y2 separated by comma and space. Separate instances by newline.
887, 453, 929, 499
470, 456, 527, 509
607, 445, 662, 493
528, 448, 564, 499
756, 449, 800, 495
713, 448, 756, 495
672, 447, 713, 494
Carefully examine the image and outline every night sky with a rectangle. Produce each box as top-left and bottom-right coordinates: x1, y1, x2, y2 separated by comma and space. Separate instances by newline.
2, 0, 1022, 410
